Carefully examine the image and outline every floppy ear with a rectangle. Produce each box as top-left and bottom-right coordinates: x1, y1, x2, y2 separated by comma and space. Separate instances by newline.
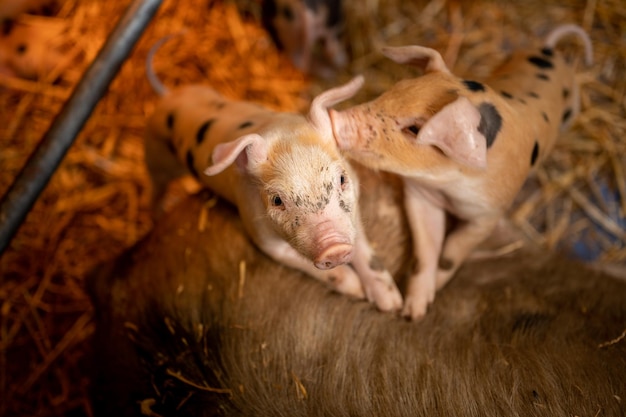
204, 133, 268, 175
381, 45, 451, 74
413, 97, 487, 169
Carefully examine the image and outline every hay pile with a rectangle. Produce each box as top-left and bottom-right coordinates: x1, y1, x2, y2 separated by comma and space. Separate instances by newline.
0, 0, 624, 415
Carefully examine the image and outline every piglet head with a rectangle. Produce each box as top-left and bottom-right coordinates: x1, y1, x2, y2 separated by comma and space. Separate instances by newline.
330, 45, 489, 176
258, 132, 359, 269
262, 0, 348, 76
204, 123, 359, 270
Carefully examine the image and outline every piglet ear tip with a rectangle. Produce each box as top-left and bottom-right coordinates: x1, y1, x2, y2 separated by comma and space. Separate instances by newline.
343, 74, 365, 91
204, 165, 218, 176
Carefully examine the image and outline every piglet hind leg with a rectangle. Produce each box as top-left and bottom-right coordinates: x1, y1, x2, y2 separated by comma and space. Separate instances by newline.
351, 219, 403, 312
435, 216, 501, 290
256, 237, 366, 299
402, 185, 446, 320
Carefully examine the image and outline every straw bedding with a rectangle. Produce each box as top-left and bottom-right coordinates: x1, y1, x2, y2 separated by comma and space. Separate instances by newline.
0, 0, 624, 415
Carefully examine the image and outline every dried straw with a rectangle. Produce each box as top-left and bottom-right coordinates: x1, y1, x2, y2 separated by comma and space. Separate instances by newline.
0, 0, 624, 415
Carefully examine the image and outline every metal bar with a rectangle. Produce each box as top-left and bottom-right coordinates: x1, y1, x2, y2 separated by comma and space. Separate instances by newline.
0, 0, 163, 255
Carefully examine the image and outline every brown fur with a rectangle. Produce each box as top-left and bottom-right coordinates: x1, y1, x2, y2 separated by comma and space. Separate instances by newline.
89, 165, 626, 416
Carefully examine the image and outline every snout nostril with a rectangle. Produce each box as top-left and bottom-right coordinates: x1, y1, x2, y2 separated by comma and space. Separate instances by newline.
324, 261, 333, 268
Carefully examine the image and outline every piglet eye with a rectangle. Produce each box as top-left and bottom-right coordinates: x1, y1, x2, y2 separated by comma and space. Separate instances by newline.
339, 172, 348, 190
403, 125, 420, 136
271, 195, 283, 207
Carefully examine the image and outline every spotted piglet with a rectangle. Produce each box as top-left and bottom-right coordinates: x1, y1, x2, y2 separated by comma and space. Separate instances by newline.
144, 39, 402, 312
330, 24, 593, 319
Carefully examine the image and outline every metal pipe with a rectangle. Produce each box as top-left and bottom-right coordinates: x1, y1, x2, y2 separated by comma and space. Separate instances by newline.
0, 0, 163, 255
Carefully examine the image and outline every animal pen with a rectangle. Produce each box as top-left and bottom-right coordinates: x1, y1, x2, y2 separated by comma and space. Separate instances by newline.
0, 0, 625, 415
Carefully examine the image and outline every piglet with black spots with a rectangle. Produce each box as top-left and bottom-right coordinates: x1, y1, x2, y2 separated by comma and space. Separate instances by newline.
330, 24, 594, 319
144, 37, 402, 312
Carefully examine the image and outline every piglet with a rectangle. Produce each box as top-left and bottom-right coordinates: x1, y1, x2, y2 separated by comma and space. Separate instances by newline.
144, 36, 402, 311
0, 15, 63, 80
262, 0, 348, 77
330, 24, 594, 319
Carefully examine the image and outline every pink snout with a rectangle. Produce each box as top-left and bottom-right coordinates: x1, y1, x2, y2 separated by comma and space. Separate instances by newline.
314, 244, 353, 270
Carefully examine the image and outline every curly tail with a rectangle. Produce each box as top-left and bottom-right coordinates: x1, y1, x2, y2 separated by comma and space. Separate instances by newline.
544, 24, 593, 67
146, 31, 187, 96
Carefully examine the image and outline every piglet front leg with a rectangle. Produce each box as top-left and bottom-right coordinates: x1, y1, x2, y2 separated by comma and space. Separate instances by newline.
402, 183, 446, 320
435, 216, 500, 291
351, 220, 403, 312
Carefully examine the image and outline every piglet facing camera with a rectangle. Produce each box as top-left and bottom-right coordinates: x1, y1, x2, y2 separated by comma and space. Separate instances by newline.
330, 24, 594, 320
262, 0, 348, 77
144, 36, 403, 312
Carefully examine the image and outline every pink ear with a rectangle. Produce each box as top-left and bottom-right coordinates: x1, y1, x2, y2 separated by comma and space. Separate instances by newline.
204, 133, 268, 176
309, 75, 364, 140
381, 45, 451, 74
416, 97, 487, 169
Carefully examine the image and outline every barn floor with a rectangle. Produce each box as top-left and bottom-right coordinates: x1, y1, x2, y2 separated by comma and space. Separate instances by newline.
0, 0, 625, 415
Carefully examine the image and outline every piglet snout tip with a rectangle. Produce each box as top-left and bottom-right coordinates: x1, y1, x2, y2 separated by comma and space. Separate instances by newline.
314, 244, 353, 270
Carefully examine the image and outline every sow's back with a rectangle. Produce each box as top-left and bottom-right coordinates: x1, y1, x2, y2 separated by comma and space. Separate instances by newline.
88, 167, 626, 416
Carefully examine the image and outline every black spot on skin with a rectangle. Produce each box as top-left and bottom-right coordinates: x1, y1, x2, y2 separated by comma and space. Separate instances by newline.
536, 73, 550, 81
541, 112, 549, 123
527, 92, 540, 99
477, 102, 503, 148
338, 199, 351, 213
369, 255, 386, 272
530, 141, 539, 166
238, 121, 254, 130
166, 113, 174, 130
528, 56, 554, 69
186, 150, 200, 178
500, 91, 513, 99
196, 119, 215, 145
511, 312, 552, 333
324, 182, 333, 193
562, 88, 570, 99
562, 108, 572, 124
438, 258, 454, 271
462, 80, 486, 92
16, 43, 27, 55
540, 47, 553, 57
1, 19, 15, 36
